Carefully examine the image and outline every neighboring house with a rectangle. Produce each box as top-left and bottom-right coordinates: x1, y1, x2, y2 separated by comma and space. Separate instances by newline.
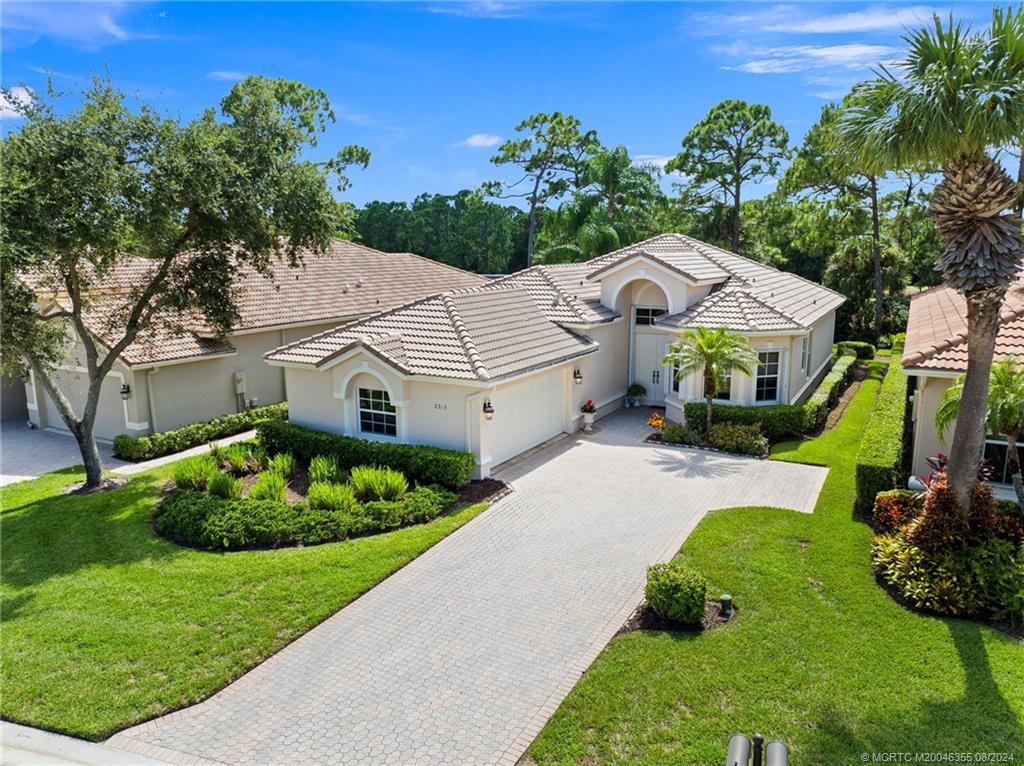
266, 234, 845, 477
21, 241, 487, 440
903, 269, 1024, 500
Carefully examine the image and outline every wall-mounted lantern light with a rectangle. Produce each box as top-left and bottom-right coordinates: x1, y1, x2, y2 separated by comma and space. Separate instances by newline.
119, 383, 131, 400
482, 399, 495, 420
573, 368, 583, 385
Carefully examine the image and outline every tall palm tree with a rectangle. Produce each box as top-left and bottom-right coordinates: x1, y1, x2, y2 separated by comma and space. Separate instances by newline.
936, 360, 1024, 509
663, 327, 758, 433
837, 8, 1024, 512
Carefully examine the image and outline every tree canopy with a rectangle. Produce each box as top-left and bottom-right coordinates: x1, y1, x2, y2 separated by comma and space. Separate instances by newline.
0, 76, 368, 487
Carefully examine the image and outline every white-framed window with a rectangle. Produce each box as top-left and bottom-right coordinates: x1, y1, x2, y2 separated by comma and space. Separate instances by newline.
634, 307, 667, 326
800, 333, 813, 374
755, 350, 782, 403
358, 387, 397, 436
714, 372, 732, 402
983, 437, 1015, 485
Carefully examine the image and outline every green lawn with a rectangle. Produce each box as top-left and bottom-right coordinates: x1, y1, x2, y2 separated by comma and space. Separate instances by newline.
529, 362, 1024, 765
0, 464, 486, 740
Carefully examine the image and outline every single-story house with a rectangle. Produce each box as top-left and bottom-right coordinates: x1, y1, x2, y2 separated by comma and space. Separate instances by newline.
903, 268, 1024, 500
267, 233, 846, 477
20, 240, 487, 440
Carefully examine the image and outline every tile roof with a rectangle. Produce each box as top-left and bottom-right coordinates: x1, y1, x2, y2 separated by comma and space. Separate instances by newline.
265, 287, 598, 381
902, 269, 1024, 372
586, 235, 731, 283
661, 283, 801, 333
27, 240, 487, 367
492, 233, 844, 329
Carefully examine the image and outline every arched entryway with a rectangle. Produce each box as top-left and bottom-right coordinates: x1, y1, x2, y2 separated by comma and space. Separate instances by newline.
615, 278, 671, 405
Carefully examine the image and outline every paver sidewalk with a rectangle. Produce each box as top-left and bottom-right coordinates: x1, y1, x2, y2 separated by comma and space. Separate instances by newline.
108, 409, 827, 766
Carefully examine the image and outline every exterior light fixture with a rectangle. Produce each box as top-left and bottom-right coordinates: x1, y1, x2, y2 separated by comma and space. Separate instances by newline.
482, 399, 494, 420
119, 383, 131, 400
573, 368, 583, 385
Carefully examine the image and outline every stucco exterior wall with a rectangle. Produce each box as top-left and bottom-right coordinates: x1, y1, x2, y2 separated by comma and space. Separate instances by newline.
909, 374, 952, 478
570, 320, 628, 425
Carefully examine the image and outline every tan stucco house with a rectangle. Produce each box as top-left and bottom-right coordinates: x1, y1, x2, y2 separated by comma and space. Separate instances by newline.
903, 269, 1024, 500
22, 241, 487, 440
267, 234, 845, 477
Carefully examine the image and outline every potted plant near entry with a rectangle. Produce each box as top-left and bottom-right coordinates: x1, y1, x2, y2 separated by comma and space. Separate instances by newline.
627, 383, 647, 407
581, 400, 597, 432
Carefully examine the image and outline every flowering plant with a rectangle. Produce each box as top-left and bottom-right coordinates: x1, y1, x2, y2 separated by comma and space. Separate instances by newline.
647, 411, 665, 430
580, 400, 596, 414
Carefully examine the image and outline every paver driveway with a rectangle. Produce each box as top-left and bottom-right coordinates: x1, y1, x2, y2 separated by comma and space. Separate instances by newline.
108, 409, 828, 766
0, 423, 127, 486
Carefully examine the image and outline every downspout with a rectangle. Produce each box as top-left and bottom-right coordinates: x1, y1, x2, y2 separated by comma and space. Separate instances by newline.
465, 389, 488, 478
145, 368, 159, 433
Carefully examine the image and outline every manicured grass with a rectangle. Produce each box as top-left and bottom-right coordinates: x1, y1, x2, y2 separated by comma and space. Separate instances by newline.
529, 362, 1024, 764
0, 464, 486, 740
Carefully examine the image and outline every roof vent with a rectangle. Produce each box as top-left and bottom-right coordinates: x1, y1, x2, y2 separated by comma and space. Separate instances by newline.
552, 291, 562, 305
355, 278, 364, 288
342, 284, 350, 294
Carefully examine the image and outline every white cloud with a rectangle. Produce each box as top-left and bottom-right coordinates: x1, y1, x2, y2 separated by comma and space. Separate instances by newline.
633, 154, 674, 171
763, 5, 940, 34
427, 2, 524, 19
206, 70, 246, 81
691, 4, 947, 37
454, 133, 502, 148
723, 43, 898, 74
0, 2, 152, 49
0, 86, 34, 120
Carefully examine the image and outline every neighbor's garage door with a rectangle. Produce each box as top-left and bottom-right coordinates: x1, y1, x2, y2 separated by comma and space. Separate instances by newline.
489, 367, 566, 466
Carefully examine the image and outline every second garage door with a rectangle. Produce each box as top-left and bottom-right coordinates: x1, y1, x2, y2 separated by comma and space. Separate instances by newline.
489, 368, 566, 466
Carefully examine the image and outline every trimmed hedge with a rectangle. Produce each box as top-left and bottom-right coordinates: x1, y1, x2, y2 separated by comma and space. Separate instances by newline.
682, 354, 856, 440
854, 341, 909, 511
155, 485, 457, 551
257, 419, 476, 489
836, 340, 876, 359
113, 402, 288, 461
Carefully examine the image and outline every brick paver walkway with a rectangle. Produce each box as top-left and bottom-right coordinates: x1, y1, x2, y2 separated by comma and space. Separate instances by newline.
107, 409, 828, 766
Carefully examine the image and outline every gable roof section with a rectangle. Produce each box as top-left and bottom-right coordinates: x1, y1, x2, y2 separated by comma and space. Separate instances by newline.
265, 286, 598, 382
903, 269, 1024, 373
661, 283, 801, 333
485, 263, 616, 325
586, 236, 731, 283
26, 240, 488, 367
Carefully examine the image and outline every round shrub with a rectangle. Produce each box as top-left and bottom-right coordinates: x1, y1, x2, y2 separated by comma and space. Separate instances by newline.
708, 423, 768, 456
645, 560, 708, 625
662, 422, 701, 446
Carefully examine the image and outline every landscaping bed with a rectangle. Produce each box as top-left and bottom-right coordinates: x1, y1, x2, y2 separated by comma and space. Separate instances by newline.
616, 599, 735, 636
156, 440, 497, 551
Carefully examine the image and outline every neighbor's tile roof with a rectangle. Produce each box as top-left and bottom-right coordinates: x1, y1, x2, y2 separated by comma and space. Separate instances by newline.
27, 240, 487, 367
265, 287, 598, 381
902, 269, 1024, 372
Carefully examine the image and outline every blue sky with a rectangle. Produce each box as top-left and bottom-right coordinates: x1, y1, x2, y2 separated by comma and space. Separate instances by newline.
0, 1, 1000, 206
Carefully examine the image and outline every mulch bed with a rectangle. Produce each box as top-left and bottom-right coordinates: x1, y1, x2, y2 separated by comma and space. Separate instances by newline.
455, 478, 510, 507
616, 599, 736, 637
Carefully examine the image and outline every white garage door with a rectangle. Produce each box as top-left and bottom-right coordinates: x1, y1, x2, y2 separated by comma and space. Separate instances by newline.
489, 368, 566, 466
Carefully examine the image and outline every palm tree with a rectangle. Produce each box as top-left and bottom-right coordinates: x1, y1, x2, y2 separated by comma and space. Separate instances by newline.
936, 360, 1024, 509
837, 8, 1024, 512
663, 327, 758, 433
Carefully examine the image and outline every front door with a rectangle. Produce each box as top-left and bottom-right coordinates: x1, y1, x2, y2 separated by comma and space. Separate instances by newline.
632, 332, 665, 404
